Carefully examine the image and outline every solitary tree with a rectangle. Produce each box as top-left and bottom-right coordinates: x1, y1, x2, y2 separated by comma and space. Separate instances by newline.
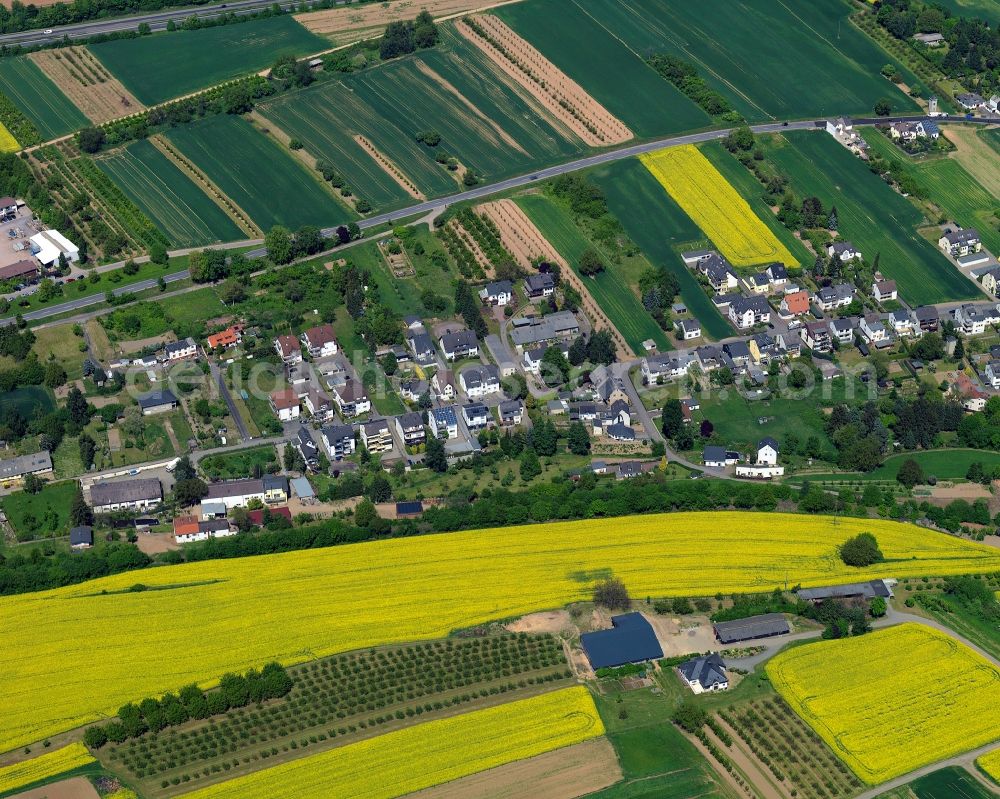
896, 457, 925, 488
661, 399, 684, 439
69, 484, 93, 527
425, 435, 447, 473
840, 532, 884, 567
593, 577, 630, 610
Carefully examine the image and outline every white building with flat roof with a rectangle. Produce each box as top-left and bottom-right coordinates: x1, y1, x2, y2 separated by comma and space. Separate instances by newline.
29, 230, 79, 266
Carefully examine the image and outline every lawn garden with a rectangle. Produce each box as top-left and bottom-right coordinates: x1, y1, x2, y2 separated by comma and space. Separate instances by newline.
0, 56, 88, 139
3, 511, 999, 753
95, 139, 244, 248
199, 444, 278, 480
0, 479, 78, 541
89, 17, 328, 105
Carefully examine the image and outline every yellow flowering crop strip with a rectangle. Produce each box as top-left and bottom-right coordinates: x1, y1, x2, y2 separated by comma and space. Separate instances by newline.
2, 512, 999, 753
640, 145, 798, 267
768, 624, 1000, 784
978, 748, 1000, 784
177, 687, 602, 799
0, 122, 18, 154
0, 743, 94, 794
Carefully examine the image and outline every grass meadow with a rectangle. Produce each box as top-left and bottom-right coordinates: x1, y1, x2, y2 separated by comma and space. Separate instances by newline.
495, 0, 710, 139
515, 193, 671, 352
0, 384, 55, 417
166, 115, 341, 230
90, 17, 328, 105
802, 448, 1000, 483
589, 157, 732, 339
0, 479, 78, 540
579, 0, 921, 121
95, 139, 243, 247
764, 131, 980, 305
0, 56, 88, 138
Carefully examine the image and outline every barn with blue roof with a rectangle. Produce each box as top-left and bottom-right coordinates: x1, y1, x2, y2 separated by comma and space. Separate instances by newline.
581, 612, 664, 670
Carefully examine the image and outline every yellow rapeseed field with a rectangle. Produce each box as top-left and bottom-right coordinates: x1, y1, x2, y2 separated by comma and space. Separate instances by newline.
178, 687, 603, 799
2, 512, 998, 754
0, 122, 18, 153
0, 743, 94, 794
640, 145, 798, 267
978, 748, 1000, 784
767, 624, 1000, 784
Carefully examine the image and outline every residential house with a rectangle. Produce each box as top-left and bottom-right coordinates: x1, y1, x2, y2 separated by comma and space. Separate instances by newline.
498, 399, 524, 426
678, 318, 701, 340
164, 337, 197, 361
432, 369, 456, 400
399, 378, 422, 403
332, 380, 371, 417
913, 31, 945, 46
204, 475, 289, 509
0, 451, 53, 482
360, 418, 393, 454
703, 446, 738, 468
914, 305, 939, 333
286, 362, 310, 397
642, 353, 689, 383
70, 525, 94, 550
173, 516, 203, 544
860, 313, 889, 345
137, 389, 178, 415
395, 412, 426, 448
295, 426, 320, 470
269, 388, 300, 422
987, 95, 1000, 114
462, 403, 491, 430
508, 311, 579, 350
524, 273, 555, 299
939, 228, 982, 258
872, 280, 897, 303
440, 330, 479, 361
303, 388, 333, 422
320, 424, 356, 460
407, 331, 437, 365
827, 241, 861, 262
90, 478, 162, 513
605, 423, 635, 442
206, 325, 243, 350
678, 654, 729, 694
955, 303, 999, 336
701, 256, 739, 294
728, 296, 771, 329
0, 195, 16, 221
890, 309, 916, 337
889, 120, 939, 140
801, 320, 832, 353
814, 283, 855, 311
985, 361, 1000, 390
743, 272, 771, 295
723, 341, 752, 369
779, 289, 810, 318
429, 406, 459, 439
615, 461, 644, 479
301, 324, 338, 358
459, 364, 501, 398
479, 280, 513, 306
274, 334, 302, 364
696, 345, 723, 372
829, 317, 855, 345
765, 263, 788, 288
956, 92, 985, 110
757, 437, 779, 465
981, 267, 1000, 296
596, 376, 630, 406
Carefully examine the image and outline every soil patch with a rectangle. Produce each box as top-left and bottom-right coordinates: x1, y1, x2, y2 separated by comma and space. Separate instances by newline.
925, 482, 991, 508
9, 776, 101, 799
353, 134, 425, 200
643, 613, 718, 658
29, 47, 144, 124
456, 15, 632, 147
506, 609, 573, 634
136, 531, 180, 555
447, 217, 493, 276
710, 717, 791, 799
407, 737, 622, 799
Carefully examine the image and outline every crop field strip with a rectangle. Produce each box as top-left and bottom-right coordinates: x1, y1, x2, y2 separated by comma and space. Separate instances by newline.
0, 121, 17, 153
0, 743, 94, 796
577, 0, 920, 122
863, 130, 1000, 257
979, 748, 1000, 785
171, 687, 603, 799
515, 193, 667, 353
102, 634, 570, 796
95, 139, 244, 248
0, 56, 89, 139
343, 27, 583, 183
767, 624, 1000, 784
90, 16, 329, 106
764, 130, 981, 304
457, 14, 632, 147
165, 115, 341, 230
495, 0, 709, 139
589, 158, 731, 340
945, 125, 1000, 199
641, 145, 799, 268
29, 46, 144, 124
3, 511, 999, 753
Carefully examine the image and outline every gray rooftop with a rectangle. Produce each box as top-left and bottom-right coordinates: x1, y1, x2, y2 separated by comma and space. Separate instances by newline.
713, 613, 790, 644
797, 580, 891, 602
90, 477, 162, 507
0, 451, 52, 480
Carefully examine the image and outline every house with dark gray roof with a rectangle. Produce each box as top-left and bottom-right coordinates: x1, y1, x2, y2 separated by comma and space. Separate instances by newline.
90, 478, 162, 513
137, 389, 178, 415
440, 330, 479, 361
678, 654, 729, 693
69, 525, 94, 549
524, 273, 555, 298
0, 451, 53, 481
939, 228, 982, 258
713, 613, 790, 644
321, 424, 356, 460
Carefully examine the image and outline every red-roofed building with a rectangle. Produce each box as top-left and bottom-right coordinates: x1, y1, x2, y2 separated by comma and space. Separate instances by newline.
206, 324, 244, 350
275, 334, 302, 364
0, 259, 39, 284
173, 515, 202, 543
247, 506, 292, 526
269, 388, 300, 421
301, 324, 338, 358
779, 290, 810, 318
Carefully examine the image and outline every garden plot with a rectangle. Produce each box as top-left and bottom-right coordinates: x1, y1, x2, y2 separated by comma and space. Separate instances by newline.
477, 199, 563, 270
456, 14, 632, 147
29, 47, 143, 124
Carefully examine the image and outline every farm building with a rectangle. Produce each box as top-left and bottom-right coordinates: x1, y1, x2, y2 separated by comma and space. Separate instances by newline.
581, 612, 663, 670
90, 478, 163, 513
137, 389, 178, 415
29, 229, 79, 266
0, 259, 40, 284
247, 506, 292, 526
204, 475, 289, 509
678, 653, 729, 694
797, 580, 892, 603
713, 613, 790, 644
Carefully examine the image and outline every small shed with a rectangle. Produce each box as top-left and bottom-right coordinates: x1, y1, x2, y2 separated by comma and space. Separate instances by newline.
290, 476, 315, 500
69, 525, 94, 549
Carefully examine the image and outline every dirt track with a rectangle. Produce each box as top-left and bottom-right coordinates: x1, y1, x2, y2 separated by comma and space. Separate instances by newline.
457, 15, 632, 147
29, 48, 143, 124
406, 738, 622, 799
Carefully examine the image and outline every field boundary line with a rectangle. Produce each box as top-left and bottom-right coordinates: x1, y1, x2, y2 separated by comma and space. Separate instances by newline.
148, 134, 261, 238
352, 133, 426, 201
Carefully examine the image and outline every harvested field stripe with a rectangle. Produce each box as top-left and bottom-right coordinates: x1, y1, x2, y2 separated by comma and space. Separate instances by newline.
353, 134, 425, 200
28, 47, 144, 124
0, 743, 94, 795
640, 145, 799, 267
176, 688, 604, 799
0, 121, 18, 153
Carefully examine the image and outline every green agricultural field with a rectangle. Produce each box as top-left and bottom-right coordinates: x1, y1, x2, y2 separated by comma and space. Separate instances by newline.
515, 193, 670, 353
764, 131, 980, 305
95, 139, 243, 248
346, 27, 583, 181
933, 0, 1000, 26
0, 57, 88, 139
863, 131, 1000, 256
90, 16, 328, 105
158, 287, 226, 330
876, 766, 999, 799
589, 158, 731, 340
166, 115, 341, 230
579, 0, 920, 122
496, 0, 710, 139
1, 480, 78, 541
805, 448, 1000, 484
0, 385, 55, 417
